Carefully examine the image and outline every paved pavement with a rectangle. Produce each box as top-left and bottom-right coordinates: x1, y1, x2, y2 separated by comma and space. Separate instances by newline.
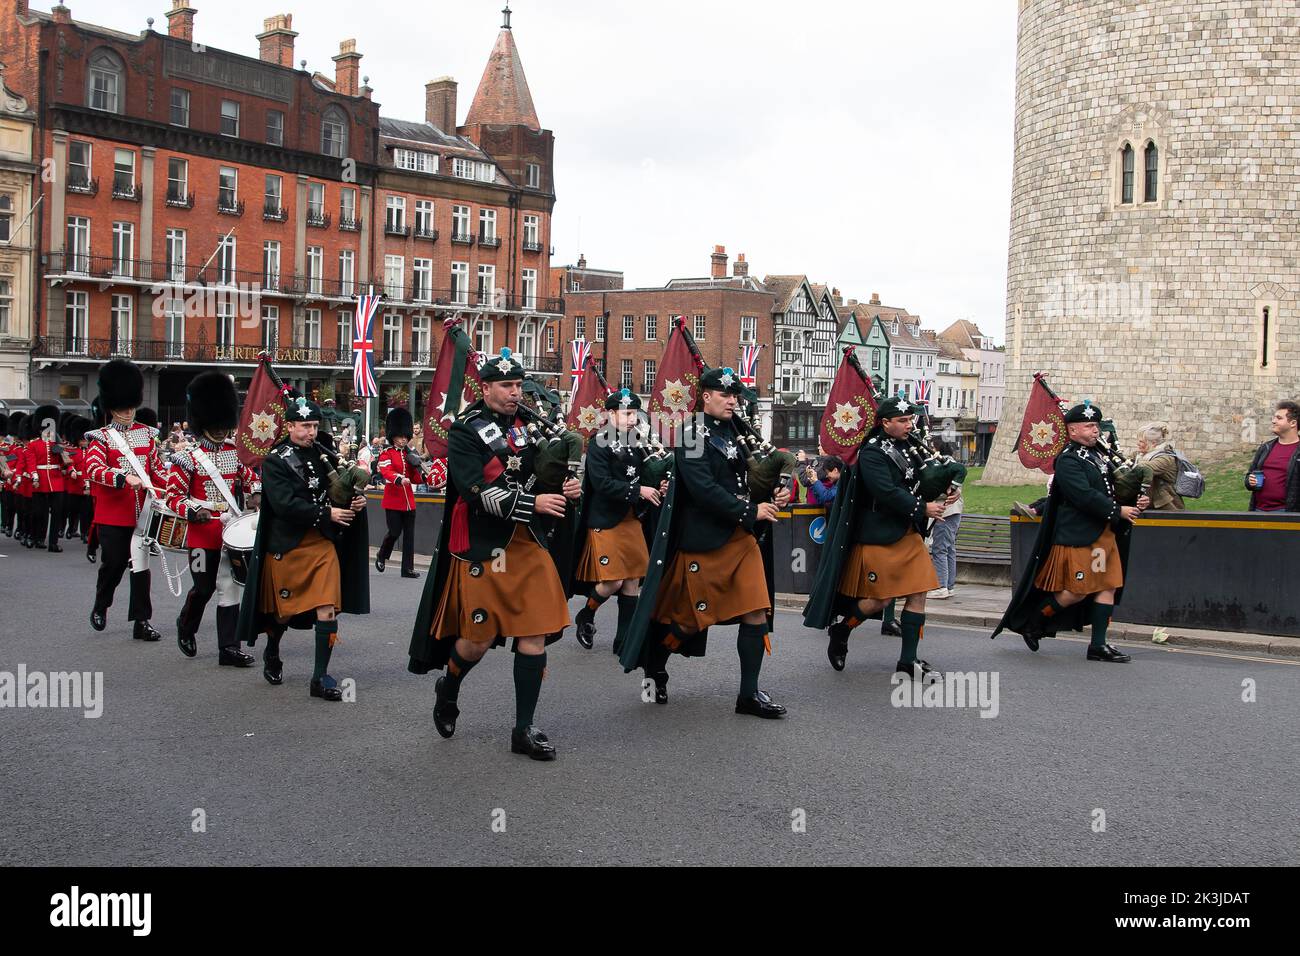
1, 542, 1297, 866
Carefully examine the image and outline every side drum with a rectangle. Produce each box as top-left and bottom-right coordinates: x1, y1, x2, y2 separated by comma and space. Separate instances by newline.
222, 511, 260, 587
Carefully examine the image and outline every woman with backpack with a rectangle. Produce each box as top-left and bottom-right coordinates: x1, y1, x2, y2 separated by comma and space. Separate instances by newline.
1136, 422, 1186, 511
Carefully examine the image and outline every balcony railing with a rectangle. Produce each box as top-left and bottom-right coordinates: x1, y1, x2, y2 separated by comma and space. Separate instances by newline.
384, 222, 410, 237
307, 210, 331, 229
522, 239, 543, 253
478, 233, 501, 249
166, 190, 195, 209
339, 215, 361, 232
414, 226, 438, 242
217, 197, 245, 217
263, 203, 287, 222
111, 180, 141, 202
67, 177, 98, 197
450, 230, 474, 245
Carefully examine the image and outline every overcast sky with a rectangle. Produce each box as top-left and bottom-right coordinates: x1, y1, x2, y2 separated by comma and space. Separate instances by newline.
85, 0, 1018, 342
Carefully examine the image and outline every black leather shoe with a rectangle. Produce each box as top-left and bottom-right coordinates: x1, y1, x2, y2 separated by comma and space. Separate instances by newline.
310, 676, 344, 701
219, 647, 256, 667
881, 619, 902, 637
574, 605, 596, 649
735, 689, 787, 719
133, 620, 162, 642
374, 554, 386, 573
401, 570, 421, 579
33, 540, 45, 549
1087, 643, 1132, 663
433, 676, 459, 739
651, 671, 668, 705
48, 543, 63, 553
895, 659, 941, 682
827, 622, 850, 671
1022, 631, 1041, 653
90, 609, 107, 632
511, 725, 557, 761
263, 655, 283, 685
177, 617, 197, 658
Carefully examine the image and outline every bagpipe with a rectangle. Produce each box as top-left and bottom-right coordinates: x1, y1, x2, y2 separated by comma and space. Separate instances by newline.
906, 403, 968, 502
515, 400, 584, 492
634, 422, 675, 486
732, 405, 797, 500
313, 441, 372, 508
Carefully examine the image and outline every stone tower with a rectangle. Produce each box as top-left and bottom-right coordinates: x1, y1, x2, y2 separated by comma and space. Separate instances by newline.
983, 0, 1300, 483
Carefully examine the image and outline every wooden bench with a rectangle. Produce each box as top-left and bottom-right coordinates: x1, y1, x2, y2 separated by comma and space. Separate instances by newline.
954, 513, 1012, 565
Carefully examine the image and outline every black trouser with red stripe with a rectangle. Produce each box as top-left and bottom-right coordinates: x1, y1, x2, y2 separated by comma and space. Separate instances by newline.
94, 524, 152, 622
177, 548, 240, 651
33, 491, 63, 548
378, 508, 416, 574
0, 488, 12, 535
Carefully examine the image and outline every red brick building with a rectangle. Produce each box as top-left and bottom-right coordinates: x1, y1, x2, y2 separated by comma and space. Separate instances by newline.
2, 1, 559, 432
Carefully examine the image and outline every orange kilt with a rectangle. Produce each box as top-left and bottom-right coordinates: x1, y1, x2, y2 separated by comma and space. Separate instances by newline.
576, 512, 649, 582
259, 528, 341, 618
653, 527, 769, 631
430, 525, 571, 644
838, 530, 939, 601
1034, 526, 1124, 595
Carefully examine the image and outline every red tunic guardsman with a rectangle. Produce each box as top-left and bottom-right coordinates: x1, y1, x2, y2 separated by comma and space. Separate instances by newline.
63, 417, 93, 543
375, 407, 423, 578
84, 359, 162, 642
13, 414, 33, 547
26, 404, 68, 552
0, 412, 15, 538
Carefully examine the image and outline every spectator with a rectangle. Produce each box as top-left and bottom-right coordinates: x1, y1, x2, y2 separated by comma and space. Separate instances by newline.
1135, 422, 1186, 511
795, 450, 842, 505
356, 436, 374, 472
1246, 400, 1300, 512
928, 441, 963, 598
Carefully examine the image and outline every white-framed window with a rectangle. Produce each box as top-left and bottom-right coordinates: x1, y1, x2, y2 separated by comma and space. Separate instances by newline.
620, 359, 633, 390
216, 298, 236, 348
384, 255, 404, 299
216, 235, 236, 285
262, 304, 279, 351
394, 149, 436, 173
307, 246, 323, 296
340, 187, 357, 223
645, 314, 657, 341
570, 280, 581, 292
472, 316, 493, 355
927, 354, 933, 367
413, 258, 433, 303
321, 107, 347, 158
453, 157, 473, 179
111, 221, 133, 277
385, 195, 406, 231
521, 269, 537, 310
304, 308, 322, 350
523, 214, 539, 247
0, 277, 11, 335
87, 49, 123, 113
414, 199, 434, 235
218, 167, 238, 211
526, 163, 540, 188
112, 148, 135, 195
596, 312, 606, 342
643, 359, 656, 393
477, 264, 495, 307
65, 217, 90, 273
574, 316, 586, 340
622, 314, 634, 341
451, 262, 469, 305
906, 353, 912, 366
452, 204, 470, 239
694, 314, 706, 341
68, 141, 91, 190
740, 316, 756, 344
264, 174, 282, 214
109, 294, 131, 355
0, 194, 14, 243
307, 182, 325, 222
336, 311, 353, 361
167, 158, 188, 204
546, 323, 556, 352
266, 110, 284, 147
165, 304, 184, 359
338, 249, 355, 298
382, 312, 402, 364
165, 229, 186, 282
517, 317, 538, 364
262, 241, 281, 289
221, 100, 240, 137
479, 208, 496, 241
170, 88, 190, 127
872, 350, 881, 370
895, 352, 901, 366
411, 314, 431, 365
65, 290, 88, 354
476, 163, 496, 183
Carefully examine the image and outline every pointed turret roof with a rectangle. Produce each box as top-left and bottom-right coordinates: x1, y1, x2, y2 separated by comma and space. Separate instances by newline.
465, 5, 541, 131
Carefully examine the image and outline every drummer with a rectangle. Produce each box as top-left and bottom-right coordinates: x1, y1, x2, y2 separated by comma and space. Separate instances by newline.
164, 372, 261, 666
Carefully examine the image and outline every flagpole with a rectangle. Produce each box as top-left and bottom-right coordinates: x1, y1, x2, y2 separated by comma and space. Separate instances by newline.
366, 284, 375, 443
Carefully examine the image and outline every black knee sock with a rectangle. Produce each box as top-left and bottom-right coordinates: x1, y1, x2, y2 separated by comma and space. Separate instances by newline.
900, 609, 925, 663
264, 622, 285, 660
443, 646, 478, 700
1089, 602, 1112, 649
737, 621, 767, 697
882, 600, 897, 625
513, 652, 546, 731
1039, 595, 1064, 625
644, 629, 671, 682
613, 594, 637, 651
313, 619, 337, 681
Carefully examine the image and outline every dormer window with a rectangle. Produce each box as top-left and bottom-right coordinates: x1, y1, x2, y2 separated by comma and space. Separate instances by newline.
87, 49, 124, 114
322, 106, 348, 158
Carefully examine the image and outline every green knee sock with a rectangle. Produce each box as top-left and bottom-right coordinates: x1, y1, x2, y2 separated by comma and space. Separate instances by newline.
1090, 602, 1112, 649
513, 652, 546, 731
313, 619, 338, 681
737, 622, 767, 697
882, 600, 897, 625
444, 645, 478, 700
613, 594, 637, 653
899, 610, 925, 664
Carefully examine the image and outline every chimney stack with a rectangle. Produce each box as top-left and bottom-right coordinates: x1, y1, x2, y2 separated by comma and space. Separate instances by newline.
710, 244, 728, 279
847, 298, 858, 306
257, 14, 298, 69
333, 39, 362, 96
576, 254, 587, 270
51, 3, 72, 24
869, 292, 881, 305
425, 77, 458, 130
165, 1, 195, 41
732, 253, 749, 278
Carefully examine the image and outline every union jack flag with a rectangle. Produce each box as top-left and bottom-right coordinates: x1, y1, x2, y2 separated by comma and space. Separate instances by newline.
915, 378, 932, 404
353, 289, 382, 398
739, 344, 760, 387
571, 338, 592, 389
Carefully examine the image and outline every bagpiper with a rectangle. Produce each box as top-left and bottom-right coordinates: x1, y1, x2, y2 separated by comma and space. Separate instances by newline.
408, 348, 581, 760
374, 406, 422, 579
165, 372, 261, 667
569, 388, 663, 650
993, 400, 1144, 663
234, 395, 370, 699
803, 395, 958, 680
618, 366, 790, 718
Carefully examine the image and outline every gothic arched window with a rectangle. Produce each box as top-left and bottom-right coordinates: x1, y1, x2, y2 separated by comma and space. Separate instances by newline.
1144, 141, 1159, 202
1120, 143, 1134, 204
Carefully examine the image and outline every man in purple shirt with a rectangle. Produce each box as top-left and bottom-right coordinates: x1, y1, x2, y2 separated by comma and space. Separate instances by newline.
1246, 401, 1300, 512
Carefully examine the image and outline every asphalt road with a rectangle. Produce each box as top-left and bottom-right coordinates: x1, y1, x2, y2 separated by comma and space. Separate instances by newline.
1, 542, 1297, 866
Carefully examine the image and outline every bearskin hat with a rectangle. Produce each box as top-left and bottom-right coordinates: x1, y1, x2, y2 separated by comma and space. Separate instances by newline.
7, 411, 24, 439
186, 372, 239, 434
385, 406, 414, 441
0, 413, 8, 437
97, 359, 144, 413
135, 406, 159, 429
32, 404, 60, 440
67, 415, 93, 444
58, 410, 76, 438
17, 412, 34, 440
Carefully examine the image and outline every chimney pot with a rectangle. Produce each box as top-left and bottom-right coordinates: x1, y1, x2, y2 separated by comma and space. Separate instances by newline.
257, 13, 299, 69
165, 1, 196, 41
710, 245, 728, 279
732, 253, 749, 278
870, 292, 881, 305
425, 77, 458, 130
51, 3, 72, 24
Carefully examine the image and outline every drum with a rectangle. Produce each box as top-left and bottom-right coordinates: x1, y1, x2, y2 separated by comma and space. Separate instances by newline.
139, 502, 190, 552
222, 511, 260, 587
